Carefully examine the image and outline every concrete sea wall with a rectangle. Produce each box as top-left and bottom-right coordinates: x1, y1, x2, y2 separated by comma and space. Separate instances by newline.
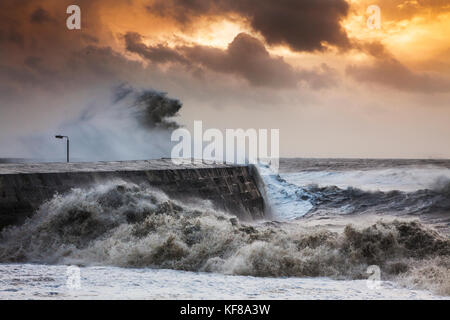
0, 160, 265, 230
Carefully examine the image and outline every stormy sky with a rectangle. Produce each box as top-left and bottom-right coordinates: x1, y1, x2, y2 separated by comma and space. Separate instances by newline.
0, 0, 449, 159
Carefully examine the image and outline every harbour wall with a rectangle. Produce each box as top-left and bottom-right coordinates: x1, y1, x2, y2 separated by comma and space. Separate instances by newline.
0, 160, 265, 230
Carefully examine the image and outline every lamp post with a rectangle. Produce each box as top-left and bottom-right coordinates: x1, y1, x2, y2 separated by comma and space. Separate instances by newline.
55, 135, 69, 163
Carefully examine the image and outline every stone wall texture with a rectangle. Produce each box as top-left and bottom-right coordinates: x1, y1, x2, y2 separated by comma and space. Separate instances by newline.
0, 160, 265, 230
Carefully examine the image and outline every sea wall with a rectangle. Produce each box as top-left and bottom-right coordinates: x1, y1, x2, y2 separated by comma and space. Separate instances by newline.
0, 160, 265, 230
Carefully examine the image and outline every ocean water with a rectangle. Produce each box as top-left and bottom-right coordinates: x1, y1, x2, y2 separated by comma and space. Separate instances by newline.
0, 159, 449, 299
0, 264, 444, 300
263, 159, 450, 220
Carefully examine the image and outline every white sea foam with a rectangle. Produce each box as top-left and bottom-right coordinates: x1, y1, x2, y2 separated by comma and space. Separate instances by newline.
256, 163, 313, 219
282, 167, 450, 193
0, 264, 445, 300
1, 179, 448, 296
0, 162, 449, 299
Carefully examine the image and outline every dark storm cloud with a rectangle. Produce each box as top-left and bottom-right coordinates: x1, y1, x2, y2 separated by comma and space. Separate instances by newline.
0, 0, 105, 54
0, 30, 25, 47
346, 58, 450, 93
125, 32, 336, 89
81, 34, 100, 44
124, 33, 189, 65
147, 0, 351, 52
30, 7, 54, 24
0, 0, 186, 151
0, 0, 186, 160
183, 33, 299, 88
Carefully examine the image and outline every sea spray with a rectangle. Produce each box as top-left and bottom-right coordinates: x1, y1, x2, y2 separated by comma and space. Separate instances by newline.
0, 181, 448, 295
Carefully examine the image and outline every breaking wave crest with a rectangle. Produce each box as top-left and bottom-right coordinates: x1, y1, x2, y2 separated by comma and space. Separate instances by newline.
305, 178, 450, 215
258, 164, 450, 219
0, 181, 448, 295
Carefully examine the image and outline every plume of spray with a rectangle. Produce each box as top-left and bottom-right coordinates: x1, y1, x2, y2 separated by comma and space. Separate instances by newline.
19, 84, 183, 162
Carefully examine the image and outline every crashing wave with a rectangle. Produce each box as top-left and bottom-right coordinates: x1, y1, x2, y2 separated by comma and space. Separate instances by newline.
0, 180, 448, 295
256, 164, 450, 219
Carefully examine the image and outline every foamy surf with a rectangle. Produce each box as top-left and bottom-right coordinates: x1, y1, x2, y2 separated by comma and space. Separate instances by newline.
256, 162, 450, 219
283, 167, 450, 193
0, 264, 445, 300
0, 179, 448, 296
254, 163, 314, 220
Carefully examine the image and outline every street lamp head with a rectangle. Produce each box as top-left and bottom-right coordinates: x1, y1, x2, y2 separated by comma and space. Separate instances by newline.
55, 135, 70, 163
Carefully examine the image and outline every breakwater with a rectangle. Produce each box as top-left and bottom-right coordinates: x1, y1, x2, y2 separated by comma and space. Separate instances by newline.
0, 159, 264, 229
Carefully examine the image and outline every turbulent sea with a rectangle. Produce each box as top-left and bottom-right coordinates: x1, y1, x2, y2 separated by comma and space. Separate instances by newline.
0, 158, 449, 299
